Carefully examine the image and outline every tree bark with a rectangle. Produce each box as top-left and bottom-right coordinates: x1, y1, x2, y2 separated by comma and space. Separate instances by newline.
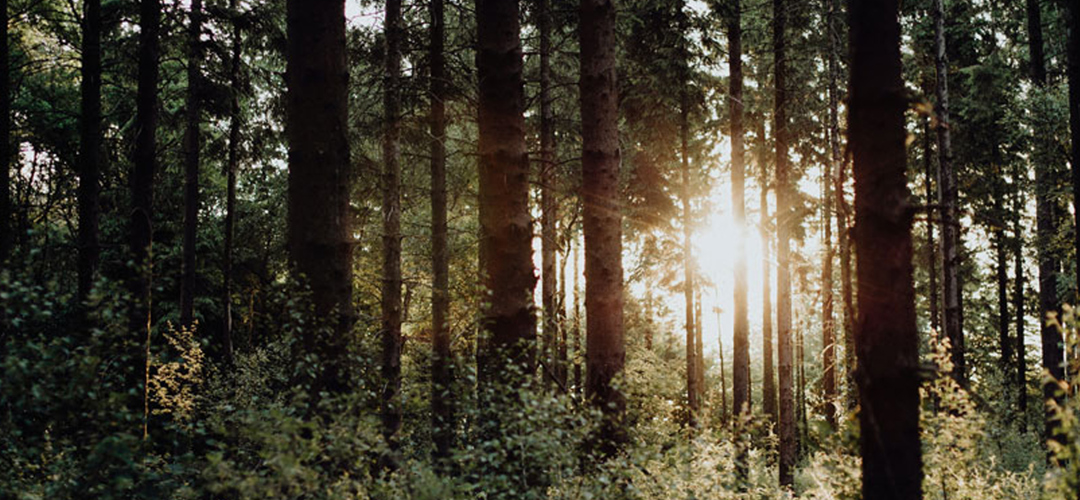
540, 0, 560, 391
573, 236, 582, 394
1068, 0, 1080, 301
77, 0, 101, 304
773, 0, 796, 485
759, 121, 777, 424
130, 0, 161, 437
933, 0, 966, 386
285, 0, 353, 394
849, 0, 923, 496
729, 0, 750, 420
679, 1, 699, 426
821, 0, 840, 429
430, 0, 453, 463
221, 0, 241, 361
1013, 163, 1027, 430
476, 0, 536, 387
0, 0, 9, 263
924, 119, 939, 334
381, 0, 403, 458
180, 0, 203, 327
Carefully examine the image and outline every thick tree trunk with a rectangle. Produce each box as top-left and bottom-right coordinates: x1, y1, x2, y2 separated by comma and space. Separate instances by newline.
0, 0, 9, 263
729, 0, 750, 420
580, 0, 626, 443
540, 0, 560, 390
849, 0, 923, 496
476, 0, 536, 386
760, 125, 777, 424
131, 0, 161, 437
77, 0, 102, 304
381, 0, 403, 458
430, 0, 453, 462
773, 0, 796, 485
933, 0, 966, 386
221, 0, 241, 361
180, 0, 203, 327
285, 0, 353, 394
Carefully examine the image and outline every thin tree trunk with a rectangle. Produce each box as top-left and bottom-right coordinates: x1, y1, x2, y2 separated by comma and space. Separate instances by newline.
0, 0, 9, 263
180, 0, 203, 327
540, 0, 559, 390
849, 0, 923, 496
838, 150, 856, 411
580, 0, 624, 450
822, 0, 839, 429
221, 0, 241, 361
77, 0, 101, 304
285, 0, 353, 394
695, 284, 705, 404
760, 121, 777, 424
773, 0, 796, 485
573, 236, 582, 394
718, 305, 728, 426
679, 18, 699, 427
934, 0, 965, 386
996, 193, 1012, 378
729, 0, 750, 420
1068, 0, 1080, 300
924, 119, 939, 334
476, 0, 536, 386
1013, 164, 1027, 430
430, 0, 453, 462
381, 0, 403, 460
131, 0, 161, 438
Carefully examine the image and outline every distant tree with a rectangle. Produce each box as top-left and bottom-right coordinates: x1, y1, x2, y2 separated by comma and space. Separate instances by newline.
179, 0, 203, 327
540, 0, 560, 391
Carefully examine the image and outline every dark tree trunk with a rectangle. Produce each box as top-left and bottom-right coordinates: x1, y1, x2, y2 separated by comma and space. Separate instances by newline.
476, 0, 536, 386
78, 0, 101, 304
580, 0, 625, 448
995, 195, 1012, 378
679, 16, 699, 426
0, 0, 9, 263
933, 0, 965, 386
540, 0, 560, 390
838, 147, 856, 411
285, 0, 353, 394
130, 0, 161, 437
381, 0, 403, 460
773, 0, 796, 485
573, 237, 582, 394
221, 0, 241, 361
822, 0, 840, 429
430, 0, 453, 463
1027, 0, 1063, 450
729, 0, 750, 419
1068, 0, 1080, 301
849, 0, 923, 496
924, 119, 939, 334
760, 124, 777, 424
179, 0, 203, 327
1013, 164, 1027, 429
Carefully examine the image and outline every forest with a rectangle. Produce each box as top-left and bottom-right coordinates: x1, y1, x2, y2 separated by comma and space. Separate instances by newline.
1, 0, 1080, 498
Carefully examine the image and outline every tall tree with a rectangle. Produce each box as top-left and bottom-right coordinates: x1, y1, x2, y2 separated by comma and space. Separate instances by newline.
77, 0, 102, 304
0, 0, 8, 263
581, 0, 625, 453
933, 0, 965, 385
1013, 162, 1026, 429
179, 0, 203, 327
539, 0, 560, 390
130, 0, 161, 435
1068, 0, 1080, 297
221, 0, 242, 360
849, 0, 922, 496
923, 119, 939, 334
285, 0, 353, 393
1027, 0, 1063, 449
773, 0, 796, 485
678, 0, 700, 427
821, 0, 840, 429
381, 0, 404, 456
476, 0, 536, 385
759, 121, 777, 424
729, 0, 750, 419
430, 0, 453, 462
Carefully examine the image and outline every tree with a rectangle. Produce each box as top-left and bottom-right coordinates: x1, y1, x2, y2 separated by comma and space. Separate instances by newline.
0, 0, 8, 263
773, 0, 797, 485
821, 0, 840, 429
285, 0, 353, 393
179, 0, 203, 327
678, 0, 700, 428
934, 0, 965, 386
221, 0, 242, 361
849, 0, 922, 496
381, 0, 404, 459
580, 0, 625, 454
759, 120, 777, 424
475, 0, 535, 386
540, 0, 560, 390
77, 0, 101, 305
1068, 0, 1080, 301
429, 0, 453, 461
729, 0, 750, 420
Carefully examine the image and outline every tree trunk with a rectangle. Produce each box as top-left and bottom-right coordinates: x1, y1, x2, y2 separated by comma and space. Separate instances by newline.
1013, 163, 1027, 430
821, 0, 839, 429
430, 0, 453, 462
934, 0, 965, 386
1068, 0, 1080, 301
0, 0, 9, 263
77, 0, 101, 305
573, 236, 582, 394
773, 0, 796, 485
679, 10, 699, 426
759, 123, 777, 424
180, 0, 203, 327
838, 146, 856, 411
849, 0, 923, 496
995, 194, 1012, 378
729, 0, 750, 420
381, 0, 403, 459
285, 0, 353, 394
718, 306, 728, 426
695, 284, 705, 404
131, 0, 161, 437
221, 0, 241, 361
924, 119, 939, 334
540, 0, 560, 390
580, 0, 625, 447
476, 0, 536, 386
